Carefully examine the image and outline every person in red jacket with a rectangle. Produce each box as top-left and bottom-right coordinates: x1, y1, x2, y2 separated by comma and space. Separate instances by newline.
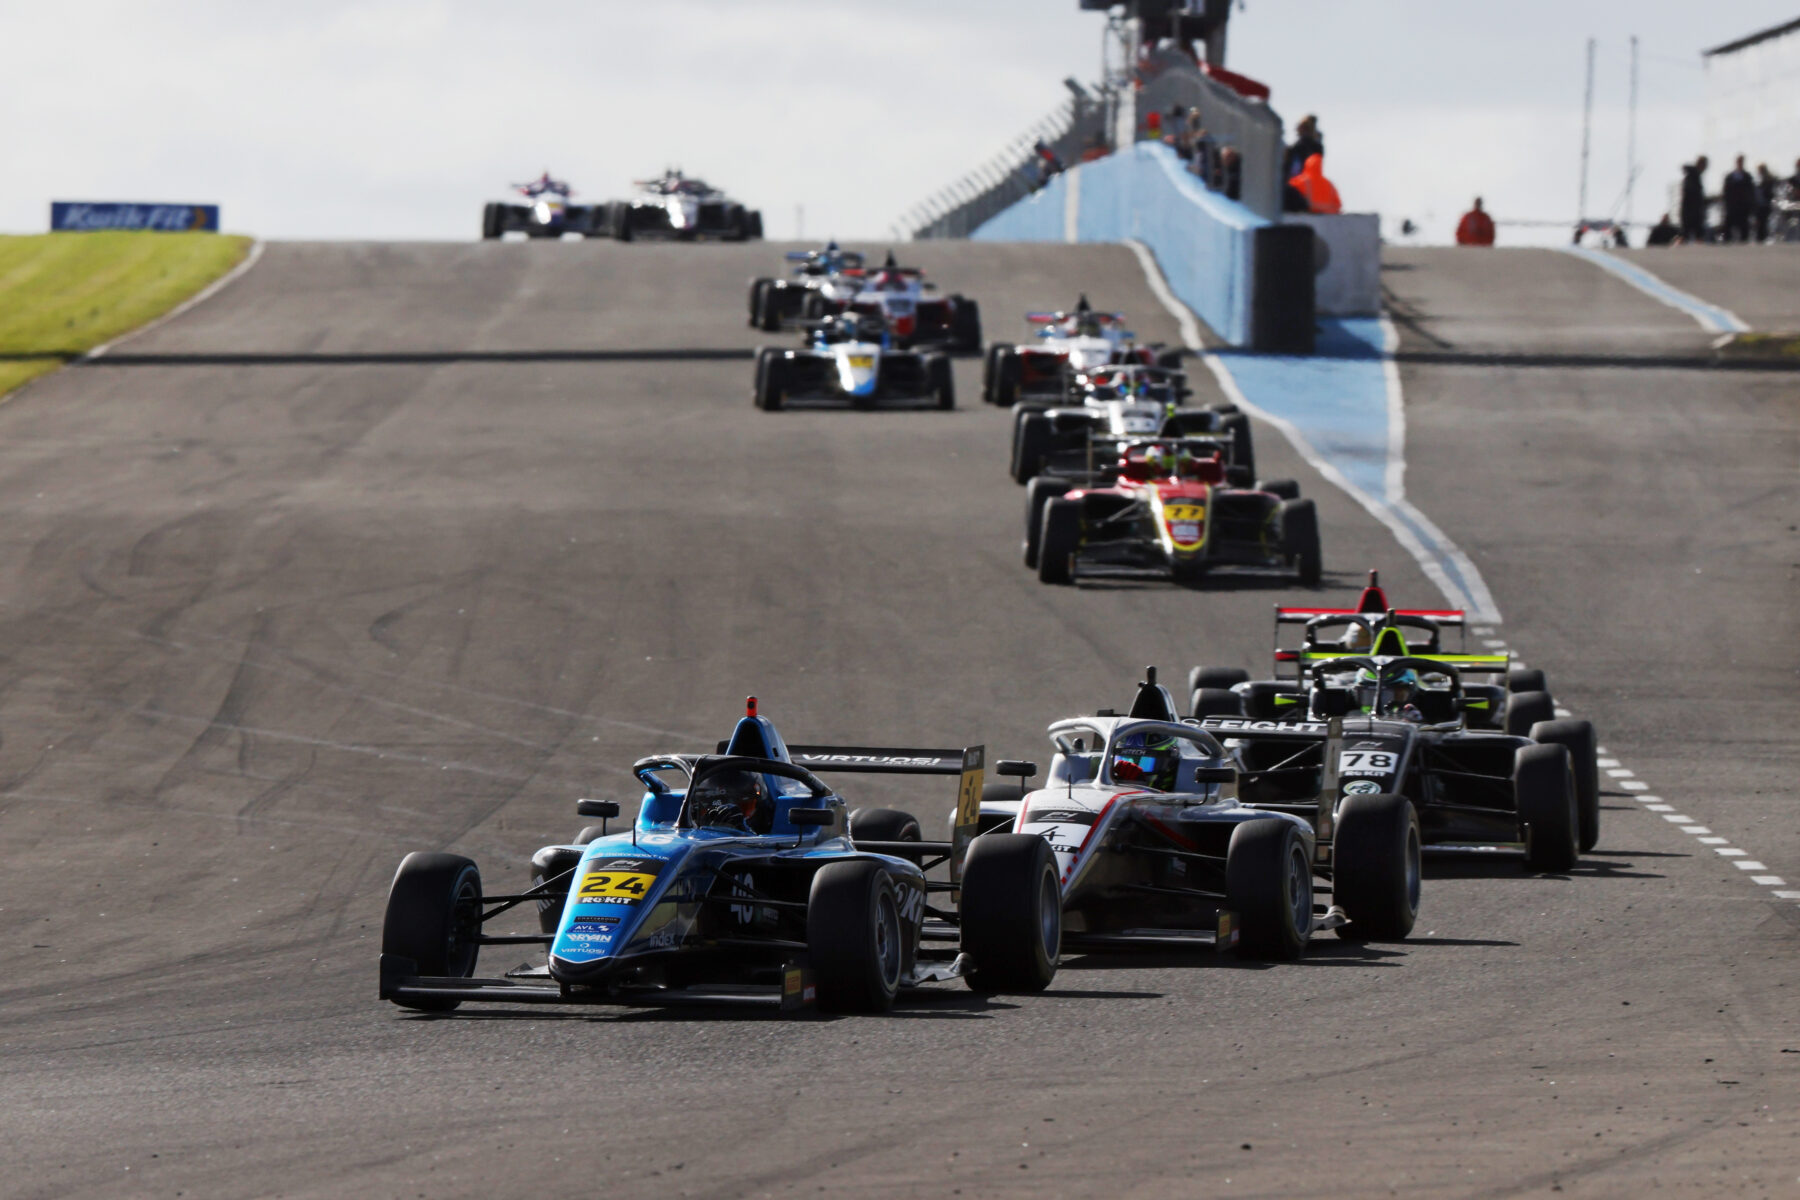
1455, 197, 1496, 246
1288, 153, 1342, 214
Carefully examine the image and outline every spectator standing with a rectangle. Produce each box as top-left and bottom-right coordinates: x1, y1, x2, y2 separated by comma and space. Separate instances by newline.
1288, 152, 1341, 214
1722, 155, 1756, 242
1645, 213, 1679, 246
1285, 115, 1324, 180
1218, 147, 1242, 201
1755, 163, 1778, 242
1455, 198, 1496, 245
1679, 156, 1709, 242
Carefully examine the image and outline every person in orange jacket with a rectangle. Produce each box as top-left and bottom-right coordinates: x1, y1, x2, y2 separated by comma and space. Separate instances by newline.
1455, 197, 1496, 246
1288, 152, 1342, 214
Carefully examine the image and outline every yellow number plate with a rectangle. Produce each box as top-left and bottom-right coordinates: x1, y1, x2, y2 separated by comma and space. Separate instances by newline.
847, 355, 874, 368
576, 871, 657, 904
1165, 504, 1205, 521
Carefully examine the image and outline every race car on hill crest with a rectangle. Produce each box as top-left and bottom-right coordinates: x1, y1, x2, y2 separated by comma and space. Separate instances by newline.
984, 296, 1184, 406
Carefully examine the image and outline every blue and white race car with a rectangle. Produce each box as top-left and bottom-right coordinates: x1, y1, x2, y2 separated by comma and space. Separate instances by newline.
480, 171, 604, 239
753, 312, 954, 411
748, 242, 867, 332
379, 699, 1060, 1014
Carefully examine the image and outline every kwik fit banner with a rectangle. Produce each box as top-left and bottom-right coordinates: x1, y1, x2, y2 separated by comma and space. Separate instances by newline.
51, 202, 220, 232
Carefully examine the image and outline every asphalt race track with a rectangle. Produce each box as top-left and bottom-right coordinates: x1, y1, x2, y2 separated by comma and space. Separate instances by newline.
1, 240, 1796, 1198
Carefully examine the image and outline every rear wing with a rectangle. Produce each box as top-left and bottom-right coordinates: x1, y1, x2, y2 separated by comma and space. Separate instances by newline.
783, 745, 986, 882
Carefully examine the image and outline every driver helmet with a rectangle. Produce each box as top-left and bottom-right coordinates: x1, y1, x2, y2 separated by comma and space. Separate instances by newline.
1341, 622, 1373, 651
1111, 730, 1179, 790
1143, 444, 1189, 477
1355, 666, 1419, 714
688, 768, 769, 832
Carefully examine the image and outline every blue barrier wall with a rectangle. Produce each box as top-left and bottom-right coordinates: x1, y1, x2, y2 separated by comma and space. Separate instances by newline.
972, 142, 1269, 347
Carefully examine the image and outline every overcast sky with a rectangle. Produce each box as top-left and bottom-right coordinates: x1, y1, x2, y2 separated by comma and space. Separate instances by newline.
6, 1, 1796, 245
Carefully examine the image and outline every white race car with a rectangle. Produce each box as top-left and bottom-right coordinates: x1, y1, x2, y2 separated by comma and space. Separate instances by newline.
748, 242, 867, 331
600, 169, 762, 241
974, 669, 1421, 958
480, 172, 604, 239
983, 296, 1183, 405
804, 253, 982, 353
753, 312, 953, 411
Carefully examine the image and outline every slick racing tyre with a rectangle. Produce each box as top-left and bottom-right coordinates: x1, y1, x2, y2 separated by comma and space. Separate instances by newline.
1227, 819, 1313, 960
1189, 687, 1244, 720
1331, 793, 1421, 940
808, 861, 907, 1013
1036, 498, 1081, 585
612, 204, 634, 241
1220, 412, 1255, 480
1505, 689, 1555, 736
754, 347, 784, 411
748, 277, 772, 325
802, 292, 829, 322
1279, 498, 1322, 587
747, 210, 764, 240
757, 283, 786, 332
1022, 476, 1072, 569
991, 348, 1022, 407
1530, 718, 1599, 852
927, 354, 955, 409
382, 852, 482, 1011
849, 807, 924, 866
480, 203, 502, 240
1013, 413, 1055, 485
529, 843, 590, 934
1156, 347, 1185, 369
1257, 478, 1301, 500
1508, 667, 1549, 695
982, 344, 1006, 403
1515, 742, 1578, 872
1189, 666, 1250, 695
959, 833, 1060, 994
950, 297, 982, 355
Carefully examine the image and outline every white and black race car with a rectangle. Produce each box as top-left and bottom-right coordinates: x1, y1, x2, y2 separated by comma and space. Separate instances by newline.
974, 669, 1422, 959
481, 172, 605, 239
753, 312, 953, 411
748, 242, 867, 331
596, 169, 762, 241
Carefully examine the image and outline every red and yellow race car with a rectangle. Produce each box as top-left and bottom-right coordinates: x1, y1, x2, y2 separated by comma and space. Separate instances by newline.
1025, 440, 1320, 586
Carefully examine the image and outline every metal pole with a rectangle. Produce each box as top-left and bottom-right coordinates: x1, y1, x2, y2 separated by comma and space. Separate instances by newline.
1579, 37, 1596, 222
1626, 35, 1639, 227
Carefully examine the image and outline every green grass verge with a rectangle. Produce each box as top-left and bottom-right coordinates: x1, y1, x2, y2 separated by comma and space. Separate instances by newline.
0, 231, 252, 398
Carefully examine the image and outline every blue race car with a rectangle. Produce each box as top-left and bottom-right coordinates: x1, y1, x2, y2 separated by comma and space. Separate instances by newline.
379, 699, 1059, 1014
753, 312, 953, 411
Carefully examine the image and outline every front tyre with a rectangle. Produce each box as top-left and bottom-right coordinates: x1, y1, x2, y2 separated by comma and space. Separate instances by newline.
1022, 476, 1072, 568
381, 852, 482, 1011
960, 833, 1060, 993
1280, 498, 1322, 586
1516, 742, 1578, 872
1227, 819, 1312, 959
926, 354, 955, 409
1505, 689, 1555, 735
1331, 793, 1421, 940
808, 861, 906, 1013
1037, 498, 1081, 584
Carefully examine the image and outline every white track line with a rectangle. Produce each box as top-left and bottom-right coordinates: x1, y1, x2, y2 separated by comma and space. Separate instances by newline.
85, 239, 266, 359
1121, 237, 1501, 622
1559, 247, 1750, 335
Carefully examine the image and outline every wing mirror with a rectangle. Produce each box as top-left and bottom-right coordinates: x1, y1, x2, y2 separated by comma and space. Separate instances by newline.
1190, 766, 1236, 784
1313, 687, 1357, 719
996, 760, 1038, 778
576, 798, 620, 819
789, 808, 835, 827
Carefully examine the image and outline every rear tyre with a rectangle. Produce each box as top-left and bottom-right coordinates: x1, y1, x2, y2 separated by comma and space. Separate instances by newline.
1220, 412, 1256, 480
1508, 667, 1549, 694
613, 205, 634, 242
1189, 666, 1250, 694
1530, 718, 1599, 852
1331, 793, 1421, 940
748, 277, 772, 325
951, 298, 982, 355
927, 354, 955, 409
1227, 819, 1312, 960
1516, 742, 1578, 872
1013, 414, 1055, 485
848, 807, 923, 866
1156, 347, 1185, 369
1036, 498, 1081, 585
802, 292, 829, 322
808, 862, 905, 1013
960, 834, 1060, 994
382, 852, 482, 1012
754, 348, 784, 411
480, 203, 502, 240
1189, 687, 1245, 719
747, 211, 763, 239
982, 343, 1006, 403
992, 348, 1022, 407
1505, 690, 1555, 736
1280, 499, 1322, 586
1258, 478, 1300, 501
757, 284, 785, 332
1023, 476, 1073, 568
